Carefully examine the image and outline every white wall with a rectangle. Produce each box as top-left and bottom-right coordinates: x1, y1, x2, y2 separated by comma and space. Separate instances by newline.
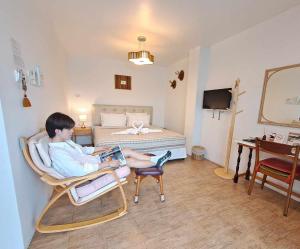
184, 47, 210, 154
66, 57, 167, 127
0, 0, 69, 247
199, 6, 300, 189
164, 57, 188, 133
0, 100, 24, 249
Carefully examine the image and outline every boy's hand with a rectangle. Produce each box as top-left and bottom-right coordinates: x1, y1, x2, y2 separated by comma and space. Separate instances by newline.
93, 146, 110, 155
109, 160, 120, 168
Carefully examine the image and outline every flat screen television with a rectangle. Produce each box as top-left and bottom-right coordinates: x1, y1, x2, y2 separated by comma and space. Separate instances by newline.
202, 88, 232, 110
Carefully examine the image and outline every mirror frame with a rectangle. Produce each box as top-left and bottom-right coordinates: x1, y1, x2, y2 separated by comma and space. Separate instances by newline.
258, 63, 300, 128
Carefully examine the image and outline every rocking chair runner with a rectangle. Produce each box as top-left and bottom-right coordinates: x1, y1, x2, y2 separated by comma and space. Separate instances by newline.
20, 131, 129, 233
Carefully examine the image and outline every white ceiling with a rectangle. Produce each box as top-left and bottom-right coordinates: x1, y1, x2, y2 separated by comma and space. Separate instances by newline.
36, 0, 300, 65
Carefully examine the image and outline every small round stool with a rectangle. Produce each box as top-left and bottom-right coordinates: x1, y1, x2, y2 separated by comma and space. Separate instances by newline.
134, 167, 165, 203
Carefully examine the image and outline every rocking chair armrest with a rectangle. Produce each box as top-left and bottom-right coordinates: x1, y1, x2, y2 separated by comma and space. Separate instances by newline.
40, 168, 118, 186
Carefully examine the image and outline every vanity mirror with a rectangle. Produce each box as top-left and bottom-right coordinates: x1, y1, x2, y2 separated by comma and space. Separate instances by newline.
258, 63, 300, 128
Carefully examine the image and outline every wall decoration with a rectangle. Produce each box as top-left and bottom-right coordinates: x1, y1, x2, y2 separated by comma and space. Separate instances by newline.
287, 132, 300, 146
29, 65, 43, 86
176, 70, 184, 81
21, 72, 32, 107
115, 75, 131, 90
169, 70, 184, 89
169, 80, 177, 89
285, 96, 300, 105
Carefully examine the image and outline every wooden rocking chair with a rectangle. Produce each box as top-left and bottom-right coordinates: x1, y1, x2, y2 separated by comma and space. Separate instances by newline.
20, 131, 129, 233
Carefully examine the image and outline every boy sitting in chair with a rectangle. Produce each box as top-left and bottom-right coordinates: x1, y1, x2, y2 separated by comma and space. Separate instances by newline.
46, 112, 171, 177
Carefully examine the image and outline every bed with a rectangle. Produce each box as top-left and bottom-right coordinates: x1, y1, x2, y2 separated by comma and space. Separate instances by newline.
92, 104, 187, 160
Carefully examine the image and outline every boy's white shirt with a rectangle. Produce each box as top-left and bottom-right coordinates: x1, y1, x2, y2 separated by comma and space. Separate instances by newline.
49, 140, 100, 177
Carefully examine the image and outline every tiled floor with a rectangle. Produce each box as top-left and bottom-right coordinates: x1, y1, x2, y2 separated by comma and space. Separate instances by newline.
29, 158, 300, 249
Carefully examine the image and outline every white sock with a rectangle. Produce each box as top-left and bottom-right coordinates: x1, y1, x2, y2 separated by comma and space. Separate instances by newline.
150, 153, 166, 164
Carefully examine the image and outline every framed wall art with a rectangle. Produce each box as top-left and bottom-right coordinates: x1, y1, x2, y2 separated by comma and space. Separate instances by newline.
115, 75, 131, 90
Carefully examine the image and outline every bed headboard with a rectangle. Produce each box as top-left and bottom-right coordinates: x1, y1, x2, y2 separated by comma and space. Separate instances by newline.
92, 104, 153, 126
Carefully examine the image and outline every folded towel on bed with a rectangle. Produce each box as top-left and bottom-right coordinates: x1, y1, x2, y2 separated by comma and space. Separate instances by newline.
112, 128, 162, 135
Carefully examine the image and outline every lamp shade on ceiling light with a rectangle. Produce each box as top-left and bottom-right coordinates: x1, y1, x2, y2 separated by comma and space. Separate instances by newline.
128, 36, 154, 65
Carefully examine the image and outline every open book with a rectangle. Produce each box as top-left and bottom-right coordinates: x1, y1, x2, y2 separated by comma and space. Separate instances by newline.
99, 145, 126, 166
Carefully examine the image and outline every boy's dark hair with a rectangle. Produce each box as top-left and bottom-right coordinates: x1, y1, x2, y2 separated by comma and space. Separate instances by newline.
46, 112, 75, 138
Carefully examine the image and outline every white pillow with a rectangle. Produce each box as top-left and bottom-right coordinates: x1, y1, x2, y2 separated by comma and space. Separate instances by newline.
35, 136, 52, 167
126, 112, 150, 127
100, 113, 126, 127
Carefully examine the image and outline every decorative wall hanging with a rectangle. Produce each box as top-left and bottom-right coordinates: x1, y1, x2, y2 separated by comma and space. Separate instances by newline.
169, 80, 177, 89
115, 75, 132, 90
29, 65, 43, 86
169, 69, 184, 89
14, 69, 32, 107
176, 70, 184, 81
21, 72, 32, 107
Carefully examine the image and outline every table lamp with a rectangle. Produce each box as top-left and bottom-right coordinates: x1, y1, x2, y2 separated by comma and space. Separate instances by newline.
79, 114, 87, 128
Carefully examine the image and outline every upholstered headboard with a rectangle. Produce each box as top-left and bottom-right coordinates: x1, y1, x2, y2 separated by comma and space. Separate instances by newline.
92, 104, 153, 126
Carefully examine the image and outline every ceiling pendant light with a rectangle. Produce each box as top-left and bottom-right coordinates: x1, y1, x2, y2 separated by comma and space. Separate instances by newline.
128, 36, 154, 65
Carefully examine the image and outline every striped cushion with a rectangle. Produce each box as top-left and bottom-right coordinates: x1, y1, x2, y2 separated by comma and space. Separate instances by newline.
75, 166, 130, 198
260, 158, 300, 176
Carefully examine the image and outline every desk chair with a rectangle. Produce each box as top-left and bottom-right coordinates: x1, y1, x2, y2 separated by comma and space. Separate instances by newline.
248, 139, 300, 216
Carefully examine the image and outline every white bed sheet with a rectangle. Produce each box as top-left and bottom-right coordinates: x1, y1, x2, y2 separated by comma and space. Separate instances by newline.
93, 126, 186, 160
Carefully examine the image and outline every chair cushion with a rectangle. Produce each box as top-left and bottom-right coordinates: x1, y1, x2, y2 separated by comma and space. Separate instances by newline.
28, 131, 64, 179
260, 158, 300, 175
135, 167, 163, 176
72, 178, 127, 204
75, 166, 130, 198
35, 135, 52, 167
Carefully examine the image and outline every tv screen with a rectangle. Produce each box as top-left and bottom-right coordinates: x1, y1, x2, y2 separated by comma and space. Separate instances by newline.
202, 88, 232, 110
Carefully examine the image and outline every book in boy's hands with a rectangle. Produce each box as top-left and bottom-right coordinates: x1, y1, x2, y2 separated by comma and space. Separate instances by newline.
99, 145, 126, 167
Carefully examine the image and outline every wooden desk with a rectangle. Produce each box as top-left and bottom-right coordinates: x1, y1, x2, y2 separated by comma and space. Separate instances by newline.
233, 140, 255, 183
233, 140, 300, 183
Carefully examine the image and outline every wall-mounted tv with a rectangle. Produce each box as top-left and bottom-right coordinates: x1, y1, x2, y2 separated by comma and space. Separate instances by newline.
202, 88, 232, 110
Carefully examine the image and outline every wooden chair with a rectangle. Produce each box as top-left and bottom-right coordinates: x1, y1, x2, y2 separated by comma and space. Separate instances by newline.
20, 131, 129, 233
248, 138, 300, 216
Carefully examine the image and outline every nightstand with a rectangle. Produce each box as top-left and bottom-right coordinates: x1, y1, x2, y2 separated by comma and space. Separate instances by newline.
72, 127, 93, 146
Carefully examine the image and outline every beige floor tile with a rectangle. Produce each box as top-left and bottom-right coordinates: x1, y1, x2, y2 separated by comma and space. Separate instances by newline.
29, 158, 300, 249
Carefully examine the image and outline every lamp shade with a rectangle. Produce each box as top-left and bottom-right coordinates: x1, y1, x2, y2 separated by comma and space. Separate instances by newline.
128, 36, 154, 65
79, 114, 87, 122
128, 51, 154, 65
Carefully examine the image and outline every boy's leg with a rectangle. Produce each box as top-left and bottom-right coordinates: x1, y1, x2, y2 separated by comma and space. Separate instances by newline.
122, 148, 151, 161
126, 158, 154, 168
122, 148, 171, 165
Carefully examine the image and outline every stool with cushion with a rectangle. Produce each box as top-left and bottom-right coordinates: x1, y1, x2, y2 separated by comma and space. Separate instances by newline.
248, 138, 300, 216
134, 166, 165, 203
20, 131, 130, 233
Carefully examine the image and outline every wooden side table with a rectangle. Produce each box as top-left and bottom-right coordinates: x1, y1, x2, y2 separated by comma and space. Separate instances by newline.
72, 127, 93, 146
